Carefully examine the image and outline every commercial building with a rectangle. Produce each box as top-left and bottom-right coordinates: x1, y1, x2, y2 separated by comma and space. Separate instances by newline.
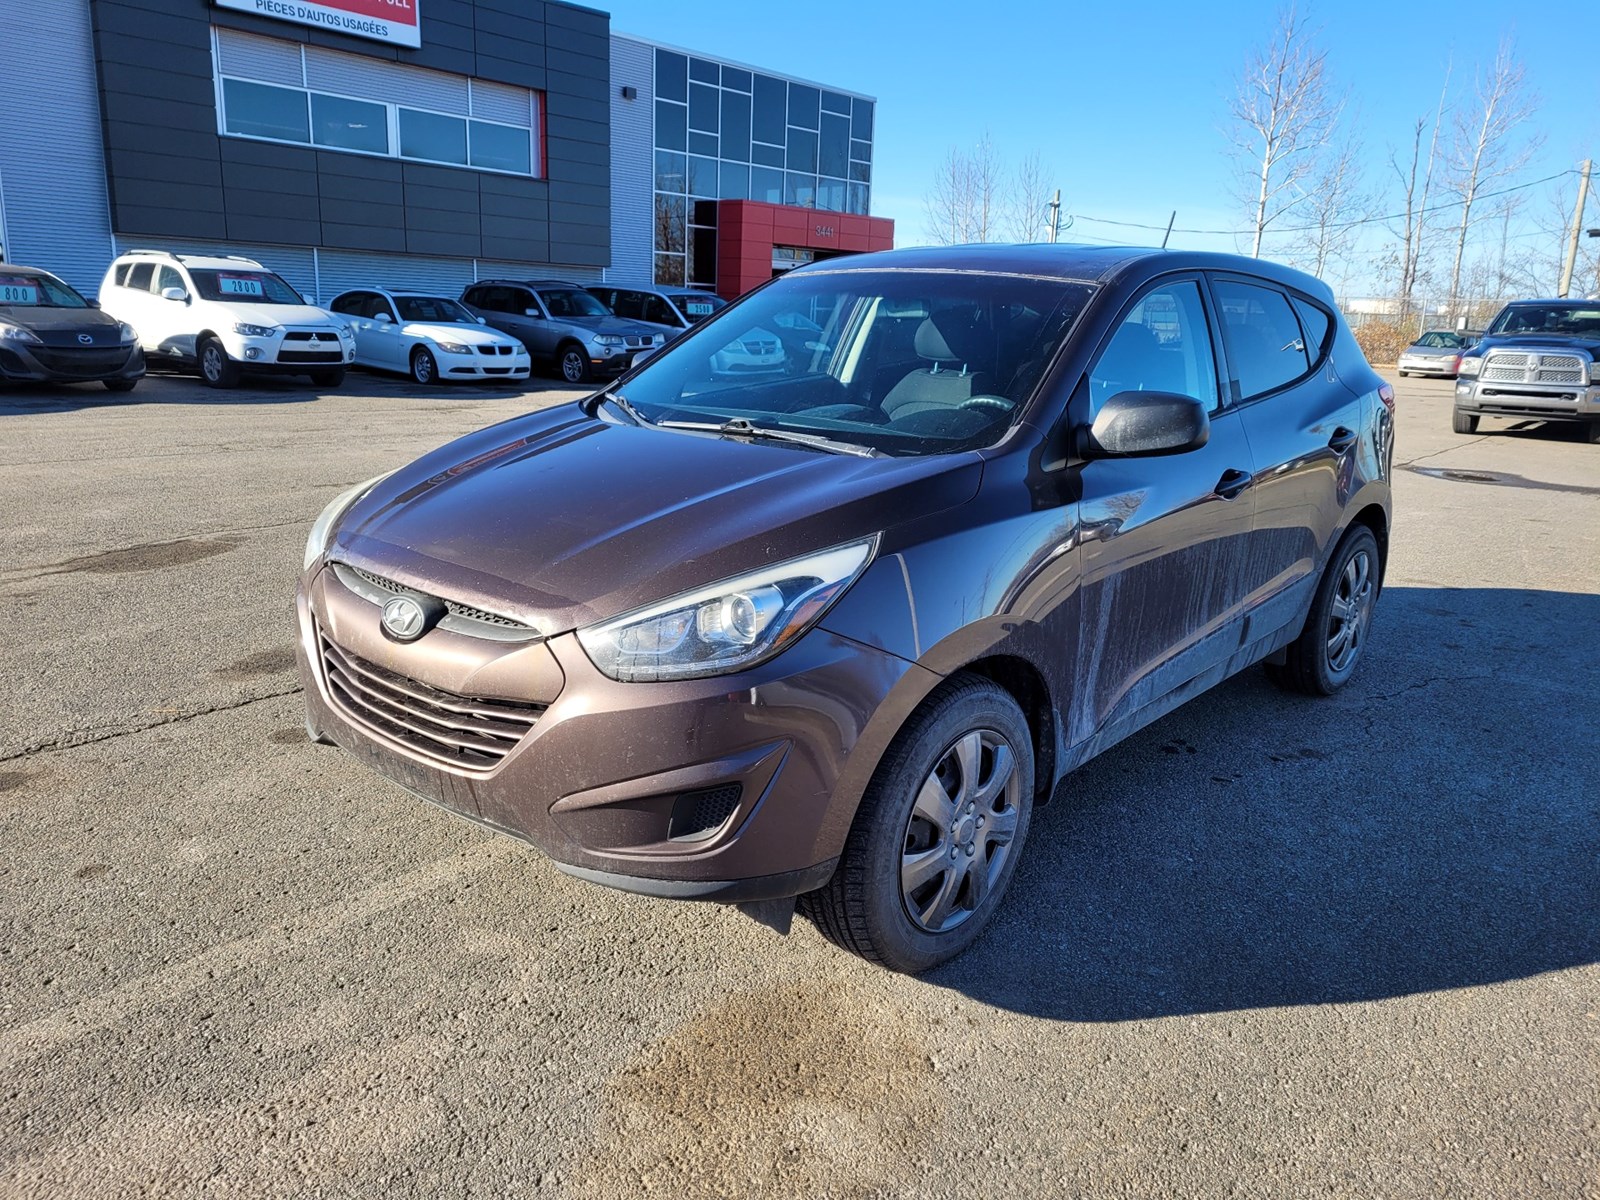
0, 0, 892, 303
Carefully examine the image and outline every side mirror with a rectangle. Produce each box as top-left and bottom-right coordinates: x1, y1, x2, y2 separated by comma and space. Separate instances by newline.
1082, 390, 1209, 458
477, 316, 486, 325
375, 312, 391, 324
87, 299, 101, 308
160, 287, 188, 302
524, 308, 542, 318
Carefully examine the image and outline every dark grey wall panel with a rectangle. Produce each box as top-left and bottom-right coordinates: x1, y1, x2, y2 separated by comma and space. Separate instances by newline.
88, 0, 610, 266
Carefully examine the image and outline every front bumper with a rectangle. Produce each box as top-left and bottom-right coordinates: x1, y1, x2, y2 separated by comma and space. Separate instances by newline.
1455, 379, 1600, 421
296, 565, 920, 900
227, 331, 354, 370
1398, 355, 1456, 376
441, 351, 531, 380
0, 341, 144, 384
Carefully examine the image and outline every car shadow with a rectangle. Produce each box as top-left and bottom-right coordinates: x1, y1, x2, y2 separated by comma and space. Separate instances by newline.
926, 585, 1600, 1020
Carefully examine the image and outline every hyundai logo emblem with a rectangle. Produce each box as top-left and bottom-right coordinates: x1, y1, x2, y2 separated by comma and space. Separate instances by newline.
77, 333, 93, 344
381, 595, 428, 642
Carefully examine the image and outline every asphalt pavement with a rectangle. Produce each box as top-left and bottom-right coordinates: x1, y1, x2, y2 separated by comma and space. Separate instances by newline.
1, 367, 1596, 1198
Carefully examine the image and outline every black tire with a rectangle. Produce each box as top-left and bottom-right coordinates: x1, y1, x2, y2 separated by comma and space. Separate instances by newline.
557, 342, 590, 384
410, 346, 438, 385
1585, 421, 1600, 445
801, 674, 1035, 973
198, 337, 240, 389
310, 368, 346, 388
1452, 410, 1479, 434
1397, 371, 1410, 378
1266, 524, 1381, 697
103, 378, 138, 393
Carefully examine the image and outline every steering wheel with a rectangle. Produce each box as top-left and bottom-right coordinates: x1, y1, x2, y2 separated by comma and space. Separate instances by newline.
957, 394, 1015, 413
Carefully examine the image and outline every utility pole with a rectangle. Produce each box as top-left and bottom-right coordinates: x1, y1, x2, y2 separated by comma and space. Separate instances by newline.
1161, 211, 1177, 249
1558, 158, 1591, 298
1047, 189, 1061, 243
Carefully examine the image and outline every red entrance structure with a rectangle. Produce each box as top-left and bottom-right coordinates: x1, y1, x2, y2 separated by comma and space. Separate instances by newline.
715, 201, 895, 299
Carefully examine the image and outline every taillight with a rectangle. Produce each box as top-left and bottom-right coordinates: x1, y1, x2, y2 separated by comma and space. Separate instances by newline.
1378, 383, 1395, 414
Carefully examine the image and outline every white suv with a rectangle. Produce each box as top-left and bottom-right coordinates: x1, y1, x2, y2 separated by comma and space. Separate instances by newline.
100, 251, 354, 388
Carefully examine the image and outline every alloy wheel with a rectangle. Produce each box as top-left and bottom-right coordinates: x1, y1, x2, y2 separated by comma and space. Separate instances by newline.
561, 350, 586, 383
1326, 548, 1375, 674
202, 345, 222, 382
899, 729, 1021, 933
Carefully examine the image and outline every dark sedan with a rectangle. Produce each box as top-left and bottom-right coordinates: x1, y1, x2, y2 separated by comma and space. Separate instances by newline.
0, 265, 144, 391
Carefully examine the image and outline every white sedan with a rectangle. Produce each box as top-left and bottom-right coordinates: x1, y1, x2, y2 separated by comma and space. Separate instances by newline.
328, 288, 531, 384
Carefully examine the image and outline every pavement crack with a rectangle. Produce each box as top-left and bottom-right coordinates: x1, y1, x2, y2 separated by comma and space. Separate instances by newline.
0, 686, 305, 763
1397, 436, 1489, 467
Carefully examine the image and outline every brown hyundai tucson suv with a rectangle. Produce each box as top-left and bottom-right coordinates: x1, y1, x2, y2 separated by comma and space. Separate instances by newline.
297, 245, 1393, 973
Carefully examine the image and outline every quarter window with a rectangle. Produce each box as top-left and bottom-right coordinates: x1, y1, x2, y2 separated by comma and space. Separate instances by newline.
1213, 280, 1312, 400
1088, 281, 1220, 415
1291, 297, 1332, 361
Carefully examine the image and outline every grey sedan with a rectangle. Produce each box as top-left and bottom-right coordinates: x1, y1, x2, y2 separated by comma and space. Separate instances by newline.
1398, 330, 1470, 377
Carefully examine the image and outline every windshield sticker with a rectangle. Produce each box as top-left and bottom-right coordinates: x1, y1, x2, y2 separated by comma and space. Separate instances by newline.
0, 277, 42, 305
218, 274, 267, 297
685, 302, 713, 316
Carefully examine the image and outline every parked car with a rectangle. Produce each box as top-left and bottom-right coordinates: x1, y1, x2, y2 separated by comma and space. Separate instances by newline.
100, 251, 353, 389
1397, 329, 1471, 377
0, 264, 143, 391
298, 245, 1393, 972
587, 284, 726, 338
1453, 299, 1600, 441
460, 279, 664, 384
328, 288, 531, 384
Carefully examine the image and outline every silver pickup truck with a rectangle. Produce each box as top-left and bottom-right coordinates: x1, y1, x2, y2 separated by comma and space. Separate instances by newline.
1453, 299, 1600, 443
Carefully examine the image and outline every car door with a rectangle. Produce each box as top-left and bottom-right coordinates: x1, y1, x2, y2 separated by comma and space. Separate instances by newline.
329, 292, 374, 365
114, 262, 159, 352
1210, 276, 1364, 627
1070, 275, 1261, 743
365, 293, 406, 370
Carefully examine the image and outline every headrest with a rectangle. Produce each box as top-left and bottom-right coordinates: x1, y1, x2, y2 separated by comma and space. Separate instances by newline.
915, 310, 978, 362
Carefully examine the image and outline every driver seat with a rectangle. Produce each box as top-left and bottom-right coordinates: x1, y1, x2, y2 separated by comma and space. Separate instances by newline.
880, 312, 991, 419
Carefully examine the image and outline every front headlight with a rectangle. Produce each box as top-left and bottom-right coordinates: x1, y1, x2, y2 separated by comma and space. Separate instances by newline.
302, 472, 393, 572
1588, 361, 1600, 384
1457, 356, 1482, 377
0, 323, 42, 344
117, 322, 137, 343
593, 334, 626, 348
234, 322, 280, 338
435, 340, 472, 354
578, 538, 878, 682
338, 326, 356, 343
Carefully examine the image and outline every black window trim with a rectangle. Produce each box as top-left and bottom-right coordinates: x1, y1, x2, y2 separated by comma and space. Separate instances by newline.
1204, 271, 1333, 407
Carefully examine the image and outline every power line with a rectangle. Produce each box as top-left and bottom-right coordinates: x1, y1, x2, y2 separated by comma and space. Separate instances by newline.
1071, 169, 1582, 239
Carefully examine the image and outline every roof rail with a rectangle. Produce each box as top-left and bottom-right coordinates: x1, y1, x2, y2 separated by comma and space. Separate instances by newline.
122, 248, 179, 260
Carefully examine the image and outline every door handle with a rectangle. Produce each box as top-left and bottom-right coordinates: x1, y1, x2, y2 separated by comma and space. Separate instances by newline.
1214, 468, 1254, 500
1328, 426, 1358, 453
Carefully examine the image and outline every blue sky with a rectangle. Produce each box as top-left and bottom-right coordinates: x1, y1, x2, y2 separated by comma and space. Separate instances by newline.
599, 0, 1595, 294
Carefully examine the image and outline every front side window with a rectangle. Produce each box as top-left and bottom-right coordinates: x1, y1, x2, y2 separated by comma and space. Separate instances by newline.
1088, 280, 1220, 415
615, 270, 1093, 457
188, 269, 304, 305
154, 266, 184, 295
1213, 279, 1311, 401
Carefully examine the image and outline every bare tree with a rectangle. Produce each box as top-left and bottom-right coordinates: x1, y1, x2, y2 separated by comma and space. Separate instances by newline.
1228, 5, 1340, 258
1007, 151, 1056, 243
1444, 40, 1542, 309
922, 133, 1004, 245
1293, 131, 1366, 278
1387, 64, 1451, 311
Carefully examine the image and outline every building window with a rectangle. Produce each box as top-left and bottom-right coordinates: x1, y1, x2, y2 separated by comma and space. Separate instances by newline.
650, 45, 875, 286
213, 27, 542, 177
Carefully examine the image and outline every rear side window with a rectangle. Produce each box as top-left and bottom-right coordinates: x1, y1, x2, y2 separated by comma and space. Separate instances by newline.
126, 263, 154, 291
1214, 279, 1311, 400
329, 292, 363, 315
1291, 297, 1332, 362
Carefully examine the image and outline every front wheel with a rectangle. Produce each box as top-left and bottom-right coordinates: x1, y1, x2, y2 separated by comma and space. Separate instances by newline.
309, 368, 346, 388
1266, 524, 1380, 696
1452, 410, 1479, 434
802, 675, 1035, 973
558, 343, 591, 384
410, 346, 437, 385
1585, 421, 1600, 445
103, 378, 138, 393
198, 338, 240, 389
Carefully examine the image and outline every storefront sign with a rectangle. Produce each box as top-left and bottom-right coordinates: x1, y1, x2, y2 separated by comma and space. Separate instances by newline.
214, 0, 421, 49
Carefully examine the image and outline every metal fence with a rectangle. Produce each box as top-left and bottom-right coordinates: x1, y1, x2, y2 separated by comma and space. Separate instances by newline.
1335, 296, 1521, 338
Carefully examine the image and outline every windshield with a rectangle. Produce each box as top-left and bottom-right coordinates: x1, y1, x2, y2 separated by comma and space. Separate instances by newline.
396, 296, 476, 324
617, 269, 1093, 457
669, 292, 726, 324
0, 272, 89, 308
1488, 304, 1600, 337
190, 269, 306, 305
538, 288, 610, 318
1417, 331, 1463, 349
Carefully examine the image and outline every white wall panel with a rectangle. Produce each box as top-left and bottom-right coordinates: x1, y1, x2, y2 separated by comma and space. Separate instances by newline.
608, 35, 654, 287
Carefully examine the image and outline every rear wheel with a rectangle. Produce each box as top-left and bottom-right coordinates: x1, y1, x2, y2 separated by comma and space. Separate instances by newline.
410, 346, 438, 385
1266, 524, 1380, 697
802, 675, 1034, 973
103, 378, 138, 393
1452, 410, 1479, 434
557, 342, 590, 384
198, 338, 240, 389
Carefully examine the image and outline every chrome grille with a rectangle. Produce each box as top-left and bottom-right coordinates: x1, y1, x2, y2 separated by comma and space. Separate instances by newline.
318, 632, 543, 770
741, 339, 779, 355
1534, 354, 1584, 383
338, 563, 535, 631
1483, 350, 1589, 385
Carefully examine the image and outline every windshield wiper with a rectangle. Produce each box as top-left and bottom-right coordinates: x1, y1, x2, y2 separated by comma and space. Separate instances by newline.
655, 416, 879, 458
591, 389, 653, 426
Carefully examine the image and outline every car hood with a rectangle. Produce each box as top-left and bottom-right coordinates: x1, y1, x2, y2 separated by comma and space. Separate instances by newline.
559, 314, 666, 338
329, 404, 981, 636
1471, 332, 1600, 357
224, 302, 343, 329
402, 321, 519, 347
0, 304, 124, 345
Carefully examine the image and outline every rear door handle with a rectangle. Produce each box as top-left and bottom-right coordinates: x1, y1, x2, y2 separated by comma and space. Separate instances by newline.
1215, 468, 1254, 500
1328, 426, 1358, 453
